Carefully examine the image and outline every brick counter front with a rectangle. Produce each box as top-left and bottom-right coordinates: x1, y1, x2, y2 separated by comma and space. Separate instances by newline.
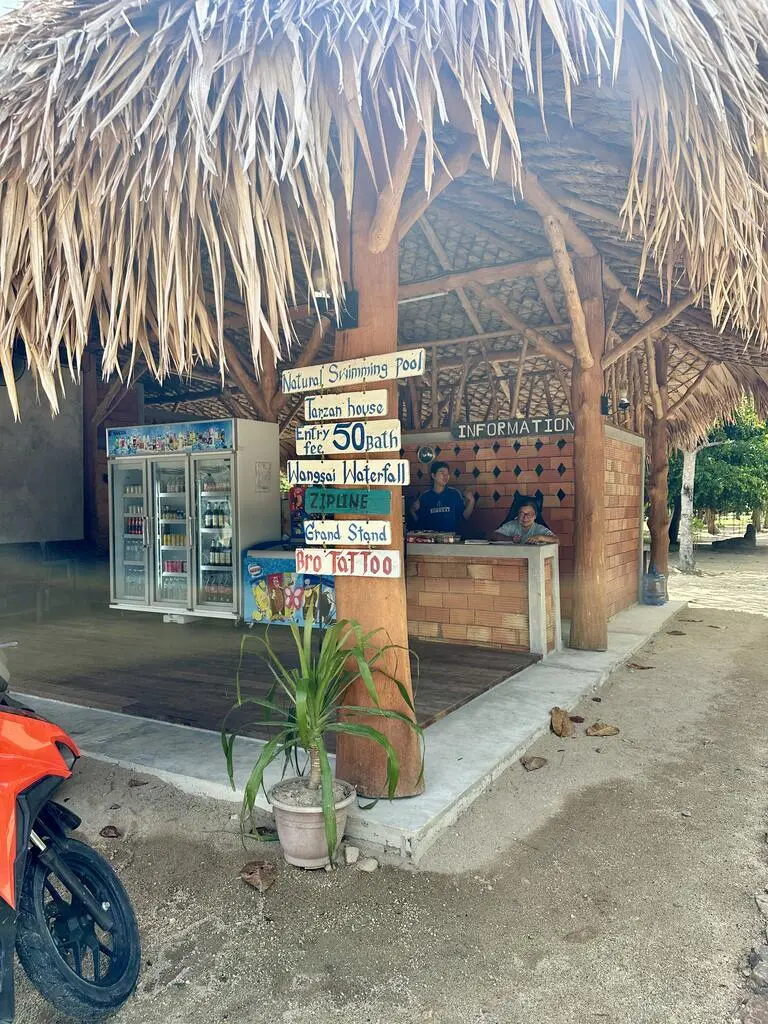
406, 543, 560, 656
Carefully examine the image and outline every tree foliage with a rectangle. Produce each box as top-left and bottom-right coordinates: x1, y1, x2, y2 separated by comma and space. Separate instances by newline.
668, 402, 768, 514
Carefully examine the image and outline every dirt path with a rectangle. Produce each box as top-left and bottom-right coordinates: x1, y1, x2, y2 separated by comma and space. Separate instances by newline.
17, 604, 768, 1024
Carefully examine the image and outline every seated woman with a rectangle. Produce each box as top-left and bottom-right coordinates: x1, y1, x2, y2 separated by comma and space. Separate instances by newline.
490, 493, 558, 545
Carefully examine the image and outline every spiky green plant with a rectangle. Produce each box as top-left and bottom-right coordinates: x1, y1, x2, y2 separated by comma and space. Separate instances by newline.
222, 603, 422, 860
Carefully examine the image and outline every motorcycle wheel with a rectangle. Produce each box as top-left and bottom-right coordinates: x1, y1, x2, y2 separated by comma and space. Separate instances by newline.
15, 838, 140, 1021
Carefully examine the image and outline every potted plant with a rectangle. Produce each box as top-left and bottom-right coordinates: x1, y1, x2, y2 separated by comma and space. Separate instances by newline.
222, 604, 423, 868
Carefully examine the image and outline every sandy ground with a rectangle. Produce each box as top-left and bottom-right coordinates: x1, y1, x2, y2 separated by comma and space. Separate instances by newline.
16, 567, 768, 1023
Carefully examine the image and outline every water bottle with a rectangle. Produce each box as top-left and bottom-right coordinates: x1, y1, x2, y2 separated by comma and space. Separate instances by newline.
642, 565, 666, 606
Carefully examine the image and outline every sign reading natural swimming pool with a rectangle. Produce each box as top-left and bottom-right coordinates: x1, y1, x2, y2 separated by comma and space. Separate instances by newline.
451, 415, 575, 440
282, 349, 425, 394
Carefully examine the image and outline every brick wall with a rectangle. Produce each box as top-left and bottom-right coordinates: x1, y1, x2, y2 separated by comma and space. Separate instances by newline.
604, 433, 643, 618
404, 426, 643, 621
407, 555, 530, 650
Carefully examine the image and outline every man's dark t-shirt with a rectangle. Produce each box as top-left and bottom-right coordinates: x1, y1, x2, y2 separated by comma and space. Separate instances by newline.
415, 487, 465, 532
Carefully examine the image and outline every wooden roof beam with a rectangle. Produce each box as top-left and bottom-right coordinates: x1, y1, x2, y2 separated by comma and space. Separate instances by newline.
602, 295, 696, 369
417, 216, 483, 333
541, 213, 593, 368
397, 135, 477, 240
467, 285, 574, 370
369, 110, 423, 254
667, 362, 716, 419
398, 254, 554, 301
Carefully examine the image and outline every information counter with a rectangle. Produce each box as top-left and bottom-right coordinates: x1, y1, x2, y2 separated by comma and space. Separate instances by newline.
406, 542, 561, 657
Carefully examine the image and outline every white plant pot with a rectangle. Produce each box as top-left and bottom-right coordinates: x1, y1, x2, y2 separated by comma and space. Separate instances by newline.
268, 778, 356, 869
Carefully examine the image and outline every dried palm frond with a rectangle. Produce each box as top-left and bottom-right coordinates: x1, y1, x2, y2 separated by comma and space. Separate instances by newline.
0, 0, 767, 416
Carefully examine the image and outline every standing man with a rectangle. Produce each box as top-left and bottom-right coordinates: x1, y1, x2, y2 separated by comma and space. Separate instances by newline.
409, 461, 475, 533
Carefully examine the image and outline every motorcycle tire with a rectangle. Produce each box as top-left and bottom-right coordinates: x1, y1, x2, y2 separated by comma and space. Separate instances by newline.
15, 838, 140, 1021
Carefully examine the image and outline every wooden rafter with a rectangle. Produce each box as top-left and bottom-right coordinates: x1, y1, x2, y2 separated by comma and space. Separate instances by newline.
667, 362, 715, 418
541, 213, 593, 368
602, 295, 695, 368
369, 111, 423, 254
90, 361, 147, 429
418, 216, 483, 333
397, 135, 476, 240
398, 254, 554, 301
223, 340, 272, 421
467, 285, 574, 369
534, 275, 560, 324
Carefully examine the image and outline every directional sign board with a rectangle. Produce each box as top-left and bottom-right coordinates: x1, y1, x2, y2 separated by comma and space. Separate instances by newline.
303, 520, 392, 546
295, 419, 401, 456
286, 460, 409, 487
305, 487, 391, 515
282, 349, 425, 395
304, 390, 388, 423
296, 548, 401, 579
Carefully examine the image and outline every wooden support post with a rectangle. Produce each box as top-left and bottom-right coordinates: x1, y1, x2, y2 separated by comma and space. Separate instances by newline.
570, 254, 608, 651
332, 152, 423, 799
648, 341, 670, 580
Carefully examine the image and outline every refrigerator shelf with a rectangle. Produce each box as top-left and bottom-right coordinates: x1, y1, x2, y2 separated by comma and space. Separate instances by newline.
199, 491, 230, 498
158, 518, 186, 524
200, 565, 232, 572
161, 544, 189, 549
122, 533, 143, 539
199, 526, 230, 532
162, 571, 188, 577
122, 493, 144, 498
156, 491, 186, 498
123, 560, 144, 567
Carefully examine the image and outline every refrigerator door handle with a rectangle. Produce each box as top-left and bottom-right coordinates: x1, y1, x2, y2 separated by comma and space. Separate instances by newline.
142, 515, 151, 549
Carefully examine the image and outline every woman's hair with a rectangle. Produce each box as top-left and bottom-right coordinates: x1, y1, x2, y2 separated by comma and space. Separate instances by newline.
430, 460, 450, 477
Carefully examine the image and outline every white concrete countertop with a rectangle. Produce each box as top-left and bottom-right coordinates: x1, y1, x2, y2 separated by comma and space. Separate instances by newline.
406, 542, 558, 559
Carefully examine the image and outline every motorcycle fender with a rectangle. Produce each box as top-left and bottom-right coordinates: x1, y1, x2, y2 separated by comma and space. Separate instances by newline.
0, 899, 15, 1023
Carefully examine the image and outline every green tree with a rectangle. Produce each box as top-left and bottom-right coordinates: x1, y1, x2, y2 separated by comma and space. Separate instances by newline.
667, 402, 768, 515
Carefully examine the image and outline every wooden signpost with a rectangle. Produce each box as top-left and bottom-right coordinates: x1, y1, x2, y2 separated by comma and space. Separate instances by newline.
286, 459, 409, 486
303, 519, 392, 546
304, 390, 388, 422
296, 548, 401, 578
295, 418, 401, 456
305, 488, 391, 515
282, 348, 425, 395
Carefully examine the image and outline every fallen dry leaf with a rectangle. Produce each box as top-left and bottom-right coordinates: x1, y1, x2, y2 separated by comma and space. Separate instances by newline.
520, 756, 548, 772
128, 779, 149, 788
586, 722, 620, 737
627, 662, 654, 670
99, 825, 123, 839
550, 706, 574, 738
667, 630, 687, 636
240, 860, 278, 893
679, 618, 703, 623
569, 715, 585, 724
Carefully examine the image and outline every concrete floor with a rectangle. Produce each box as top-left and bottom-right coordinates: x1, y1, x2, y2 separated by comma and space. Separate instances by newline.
17, 600, 768, 1024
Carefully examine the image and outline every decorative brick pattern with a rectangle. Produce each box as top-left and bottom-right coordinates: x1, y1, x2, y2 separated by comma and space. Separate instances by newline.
407, 556, 530, 651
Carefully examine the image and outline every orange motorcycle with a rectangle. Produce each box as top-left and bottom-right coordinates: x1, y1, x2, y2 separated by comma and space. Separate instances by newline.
0, 642, 140, 1021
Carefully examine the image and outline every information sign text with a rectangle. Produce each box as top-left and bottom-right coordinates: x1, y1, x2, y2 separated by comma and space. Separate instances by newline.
286, 460, 410, 487
303, 520, 392, 546
305, 488, 391, 515
282, 349, 425, 395
296, 548, 401, 578
295, 419, 401, 456
304, 390, 388, 423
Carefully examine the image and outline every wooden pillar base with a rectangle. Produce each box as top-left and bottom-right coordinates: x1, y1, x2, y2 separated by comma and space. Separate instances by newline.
648, 413, 670, 580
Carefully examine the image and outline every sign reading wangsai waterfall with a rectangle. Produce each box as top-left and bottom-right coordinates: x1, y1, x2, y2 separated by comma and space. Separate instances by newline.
286, 459, 410, 486
282, 349, 425, 394
452, 415, 575, 440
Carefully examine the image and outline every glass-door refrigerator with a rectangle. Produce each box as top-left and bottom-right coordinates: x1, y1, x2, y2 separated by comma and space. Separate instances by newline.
107, 419, 280, 621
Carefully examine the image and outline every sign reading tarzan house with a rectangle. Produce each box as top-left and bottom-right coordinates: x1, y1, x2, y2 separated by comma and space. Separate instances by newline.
451, 415, 575, 441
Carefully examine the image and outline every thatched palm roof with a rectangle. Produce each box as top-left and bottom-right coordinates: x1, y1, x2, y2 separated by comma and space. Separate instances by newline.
1, 0, 768, 427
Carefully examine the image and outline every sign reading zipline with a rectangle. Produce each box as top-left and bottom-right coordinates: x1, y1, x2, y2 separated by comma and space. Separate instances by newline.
304, 390, 388, 422
303, 520, 392, 546
282, 349, 425, 394
286, 459, 410, 486
305, 487, 391, 515
451, 415, 575, 440
295, 419, 401, 456
296, 547, 401, 579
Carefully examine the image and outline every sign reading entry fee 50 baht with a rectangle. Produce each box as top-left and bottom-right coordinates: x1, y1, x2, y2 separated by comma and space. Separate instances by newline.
295, 419, 401, 456
282, 349, 425, 394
